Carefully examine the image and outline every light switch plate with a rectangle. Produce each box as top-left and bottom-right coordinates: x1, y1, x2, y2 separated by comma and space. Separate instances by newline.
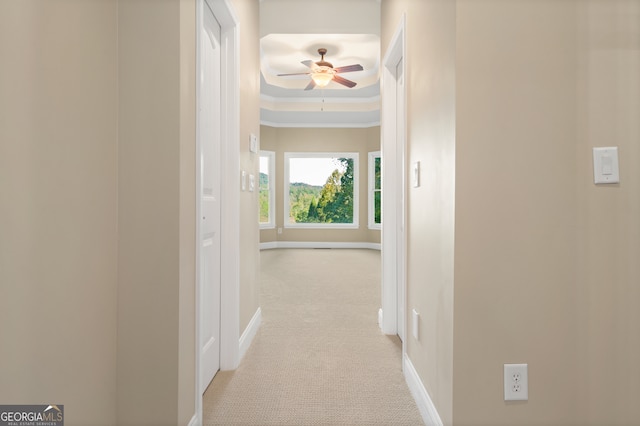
241, 170, 246, 191
249, 174, 255, 192
250, 134, 258, 153
593, 147, 619, 184
413, 162, 420, 188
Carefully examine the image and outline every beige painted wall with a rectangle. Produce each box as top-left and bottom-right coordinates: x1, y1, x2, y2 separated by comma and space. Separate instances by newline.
455, 1, 581, 424
259, 126, 381, 245
453, 1, 640, 425
384, 1, 639, 425
117, 1, 196, 424
231, 0, 262, 338
178, 1, 197, 423
381, 1, 456, 424
575, 1, 640, 423
0, 1, 118, 425
1, 1, 261, 425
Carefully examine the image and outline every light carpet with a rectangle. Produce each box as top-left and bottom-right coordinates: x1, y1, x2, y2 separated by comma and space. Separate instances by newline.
202, 248, 424, 425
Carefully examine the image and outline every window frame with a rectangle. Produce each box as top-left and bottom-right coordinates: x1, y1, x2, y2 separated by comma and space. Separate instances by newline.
368, 151, 382, 230
284, 152, 359, 229
259, 150, 276, 229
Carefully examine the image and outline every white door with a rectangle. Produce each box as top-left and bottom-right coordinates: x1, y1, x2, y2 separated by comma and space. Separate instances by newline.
200, 3, 222, 394
395, 58, 406, 342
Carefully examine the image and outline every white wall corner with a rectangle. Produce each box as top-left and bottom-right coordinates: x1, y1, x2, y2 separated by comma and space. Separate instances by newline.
239, 307, 262, 362
403, 353, 444, 426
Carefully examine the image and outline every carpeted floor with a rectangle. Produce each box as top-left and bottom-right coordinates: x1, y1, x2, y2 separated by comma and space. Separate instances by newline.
202, 249, 424, 425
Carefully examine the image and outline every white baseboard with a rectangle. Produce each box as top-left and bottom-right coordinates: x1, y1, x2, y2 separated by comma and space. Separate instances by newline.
239, 307, 261, 362
187, 414, 198, 426
259, 241, 278, 250
260, 241, 381, 250
403, 353, 444, 426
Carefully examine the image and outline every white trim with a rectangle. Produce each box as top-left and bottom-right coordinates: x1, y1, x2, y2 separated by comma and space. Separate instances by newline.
259, 241, 279, 250
404, 354, 444, 426
196, 0, 240, 425
381, 14, 406, 338
261, 94, 381, 105
259, 150, 276, 229
284, 152, 359, 229
239, 307, 262, 362
259, 241, 381, 250
214, 0, 241, 372
188, 414, 198, 426
260, 119, 381, 129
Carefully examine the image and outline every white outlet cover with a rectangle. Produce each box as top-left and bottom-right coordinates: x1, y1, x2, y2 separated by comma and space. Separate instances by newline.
504, 363, 528, 401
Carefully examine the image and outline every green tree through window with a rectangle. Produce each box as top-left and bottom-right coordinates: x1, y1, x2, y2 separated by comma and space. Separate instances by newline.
368, 151, 381, 229
259, 151, 275, 228
286, 154, 358, 227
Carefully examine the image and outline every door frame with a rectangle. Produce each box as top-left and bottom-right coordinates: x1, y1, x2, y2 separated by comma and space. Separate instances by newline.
381, 14, 407, 346
195, 0, 240, 422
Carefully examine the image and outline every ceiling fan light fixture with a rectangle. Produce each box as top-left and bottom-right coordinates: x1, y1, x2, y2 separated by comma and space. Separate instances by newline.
311, 68, 334, 87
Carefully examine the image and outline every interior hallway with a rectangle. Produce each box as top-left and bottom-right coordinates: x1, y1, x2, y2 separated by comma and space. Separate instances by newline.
203, 249, 423, 425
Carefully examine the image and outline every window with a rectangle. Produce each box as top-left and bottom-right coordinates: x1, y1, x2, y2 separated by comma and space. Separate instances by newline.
284, 152, 359, 229
368, 151, 381, 229
259, 151, 275, 229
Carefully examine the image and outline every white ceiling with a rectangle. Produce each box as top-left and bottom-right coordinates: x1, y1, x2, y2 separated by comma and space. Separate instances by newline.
259, 0, 381, 128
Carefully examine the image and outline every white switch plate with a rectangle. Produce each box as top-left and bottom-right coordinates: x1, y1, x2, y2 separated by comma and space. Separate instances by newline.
593, 147, 619, 184
250, 134, 258, 153
412, 309, 419, 340
249, 174, 255, 192
504, 363, 528, 401
413, 162, 420, 188
241, 170, 246, 191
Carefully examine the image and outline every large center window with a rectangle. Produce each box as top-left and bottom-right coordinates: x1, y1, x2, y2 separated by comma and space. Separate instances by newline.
284, 152, 359, 229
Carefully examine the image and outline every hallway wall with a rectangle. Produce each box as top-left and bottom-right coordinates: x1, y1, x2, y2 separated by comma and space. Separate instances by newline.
116, 0, 196, 424
381, 1, 456, 424
0, 1, 118, 424
455, 1, 640, 424
575, 1, 640, 422
454, 2, 582, 424
383, 1, 639, 425
1, 1, 259, 425
232, 0, 262, 345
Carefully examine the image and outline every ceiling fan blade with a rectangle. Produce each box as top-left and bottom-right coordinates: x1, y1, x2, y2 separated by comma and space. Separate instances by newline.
277, 72, 311, 76
332, 75, 357, 88
334, 64, 364, 74
301, 60, 315, 68
304, 79, 316, 91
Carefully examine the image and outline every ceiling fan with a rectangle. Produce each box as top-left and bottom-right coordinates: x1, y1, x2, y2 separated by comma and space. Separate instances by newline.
277, 48, 364, 90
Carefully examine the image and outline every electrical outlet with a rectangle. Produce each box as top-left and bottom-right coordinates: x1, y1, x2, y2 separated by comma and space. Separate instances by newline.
504, 364, 528, 401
